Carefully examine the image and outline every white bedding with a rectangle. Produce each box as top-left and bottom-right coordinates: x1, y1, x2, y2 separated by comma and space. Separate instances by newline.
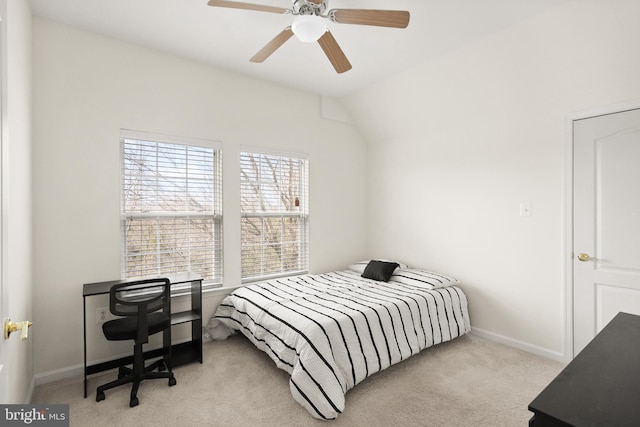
208, 269, 471, 420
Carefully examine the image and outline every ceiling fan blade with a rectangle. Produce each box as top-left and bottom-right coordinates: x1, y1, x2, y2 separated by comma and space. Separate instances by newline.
207, 0, 288, 14
250, 27, 294, 63
317, 31, 352, 74
329, 9, 410, 28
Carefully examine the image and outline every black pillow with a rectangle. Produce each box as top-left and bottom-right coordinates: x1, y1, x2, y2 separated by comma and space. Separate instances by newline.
361, 260, 399, 282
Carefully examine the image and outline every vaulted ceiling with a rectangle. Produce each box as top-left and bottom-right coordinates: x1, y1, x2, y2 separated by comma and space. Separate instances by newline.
29, 0, 566, 97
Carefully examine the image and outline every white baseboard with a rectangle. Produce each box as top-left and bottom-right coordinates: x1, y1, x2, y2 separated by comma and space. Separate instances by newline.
25, 376, 36, 404
36, 329, 563, 386
34, 363, 84, 386
471, 327, 564, 363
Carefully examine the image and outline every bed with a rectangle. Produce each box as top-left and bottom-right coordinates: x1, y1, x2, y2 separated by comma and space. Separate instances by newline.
207, 260, 471, 420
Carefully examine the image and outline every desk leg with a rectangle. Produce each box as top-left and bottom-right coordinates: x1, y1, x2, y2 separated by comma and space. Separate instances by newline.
192, 279, 203, 363
163, 326, 171, 370
189, 317, 202, 364
83, 297, 87, 398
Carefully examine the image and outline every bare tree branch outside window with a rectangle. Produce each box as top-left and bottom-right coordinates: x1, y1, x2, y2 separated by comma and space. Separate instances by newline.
121, 137, 223, 285
240, 151, 308, 280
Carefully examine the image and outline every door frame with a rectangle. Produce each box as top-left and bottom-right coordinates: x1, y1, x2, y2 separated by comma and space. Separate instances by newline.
0, 0, 7, 402
564, 99, 640, 362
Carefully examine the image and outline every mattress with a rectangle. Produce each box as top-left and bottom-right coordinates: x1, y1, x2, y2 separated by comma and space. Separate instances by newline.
207, 267, 471, 420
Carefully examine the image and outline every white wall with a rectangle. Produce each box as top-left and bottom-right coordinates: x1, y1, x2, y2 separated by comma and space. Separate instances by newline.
1, 0, 33, 402
343, 0, 640, 359
32, 18, 368, 376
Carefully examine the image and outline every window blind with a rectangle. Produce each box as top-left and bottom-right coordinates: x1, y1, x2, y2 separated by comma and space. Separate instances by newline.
240, 150, 309, 281
121, 133, 223, 287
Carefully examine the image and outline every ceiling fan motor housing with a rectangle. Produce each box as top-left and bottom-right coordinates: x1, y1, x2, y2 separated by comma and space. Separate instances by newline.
293, 0, 327, 16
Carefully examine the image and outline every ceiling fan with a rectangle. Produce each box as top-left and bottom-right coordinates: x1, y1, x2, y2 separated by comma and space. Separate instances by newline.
207, 0, 410, 73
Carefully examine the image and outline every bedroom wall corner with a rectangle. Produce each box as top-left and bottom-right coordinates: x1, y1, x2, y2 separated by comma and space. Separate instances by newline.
342, 0, 640, 360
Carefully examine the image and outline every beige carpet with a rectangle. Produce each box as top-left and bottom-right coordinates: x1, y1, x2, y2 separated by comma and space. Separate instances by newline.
33, 334, 563, 427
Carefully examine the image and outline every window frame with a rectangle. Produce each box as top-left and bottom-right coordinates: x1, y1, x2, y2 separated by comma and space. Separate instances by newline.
240, 147, 309, 283
120, 129, 223, 293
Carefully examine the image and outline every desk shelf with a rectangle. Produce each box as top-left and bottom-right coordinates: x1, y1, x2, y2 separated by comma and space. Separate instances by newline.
172, 310, 200, 325
172, 341, 203, 367
83, 273, 203, 398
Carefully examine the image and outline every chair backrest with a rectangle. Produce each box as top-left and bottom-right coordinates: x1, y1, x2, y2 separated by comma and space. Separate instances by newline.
109, 278, 171, 343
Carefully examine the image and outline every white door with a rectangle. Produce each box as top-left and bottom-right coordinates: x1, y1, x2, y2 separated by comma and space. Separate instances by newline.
573, 108, 640, 355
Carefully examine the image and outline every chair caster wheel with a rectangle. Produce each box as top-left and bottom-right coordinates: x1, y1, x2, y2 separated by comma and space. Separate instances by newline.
169, 377, 176, 386
96, 391, 105, 402
129, 397, 139, 407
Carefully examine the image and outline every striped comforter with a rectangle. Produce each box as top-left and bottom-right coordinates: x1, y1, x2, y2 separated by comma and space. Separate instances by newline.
208, 269, 470, 420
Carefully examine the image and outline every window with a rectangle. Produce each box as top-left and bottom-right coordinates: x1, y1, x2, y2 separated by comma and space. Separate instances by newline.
121, 130, 223, 289
240, 150, 309, 282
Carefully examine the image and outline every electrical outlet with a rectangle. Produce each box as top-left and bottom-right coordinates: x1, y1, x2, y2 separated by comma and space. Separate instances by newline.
96, 307, 109, 324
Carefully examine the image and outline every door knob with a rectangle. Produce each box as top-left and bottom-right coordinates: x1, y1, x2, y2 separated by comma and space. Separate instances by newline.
4, 318, 33, 341
577, 253, 591, 262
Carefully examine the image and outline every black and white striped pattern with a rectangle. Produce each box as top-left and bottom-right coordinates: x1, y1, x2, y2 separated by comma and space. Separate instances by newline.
211, 270, 471, 420
389, 268, 460, 289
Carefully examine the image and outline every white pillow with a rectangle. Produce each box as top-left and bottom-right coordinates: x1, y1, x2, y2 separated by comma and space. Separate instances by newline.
348, 259, 409, 274
389, 268, 460, 289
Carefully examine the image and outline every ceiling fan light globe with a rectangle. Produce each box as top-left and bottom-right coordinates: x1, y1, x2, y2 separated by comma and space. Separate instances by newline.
291, 15, 327, 43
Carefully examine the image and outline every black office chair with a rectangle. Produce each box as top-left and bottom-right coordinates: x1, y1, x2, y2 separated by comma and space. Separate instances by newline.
96, 278, 176, 407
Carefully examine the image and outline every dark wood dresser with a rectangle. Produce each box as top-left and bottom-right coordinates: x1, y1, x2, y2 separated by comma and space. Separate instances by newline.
528, 312, 640, 426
